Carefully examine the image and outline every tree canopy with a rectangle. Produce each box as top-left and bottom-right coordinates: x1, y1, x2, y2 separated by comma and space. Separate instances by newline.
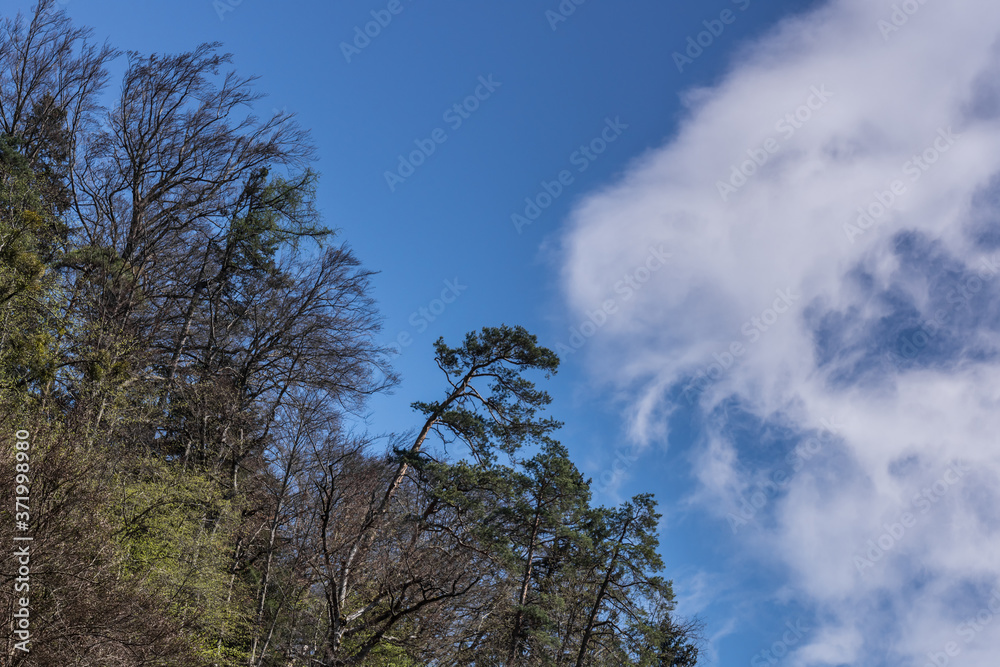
0, 2, 702, 665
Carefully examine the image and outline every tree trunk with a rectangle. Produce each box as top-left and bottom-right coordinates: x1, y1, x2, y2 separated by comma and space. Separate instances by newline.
574, 519, 630, 667
509, 505, 543, 664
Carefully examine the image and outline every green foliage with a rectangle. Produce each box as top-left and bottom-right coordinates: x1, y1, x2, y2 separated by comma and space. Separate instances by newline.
0, 136, 68, 395
339, 618, 425, 667
226, 167, 330, 277
112, 458, 252, 664
410, 324, 562, 462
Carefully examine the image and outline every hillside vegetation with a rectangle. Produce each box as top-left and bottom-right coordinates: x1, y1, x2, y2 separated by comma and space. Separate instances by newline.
0, 3, 701, 665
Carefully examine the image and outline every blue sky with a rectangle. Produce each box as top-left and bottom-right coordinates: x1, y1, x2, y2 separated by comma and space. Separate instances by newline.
16, 0, 1000, 665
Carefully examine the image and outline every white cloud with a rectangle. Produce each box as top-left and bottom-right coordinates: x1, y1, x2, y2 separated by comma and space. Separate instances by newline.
559, 0, 1000, 663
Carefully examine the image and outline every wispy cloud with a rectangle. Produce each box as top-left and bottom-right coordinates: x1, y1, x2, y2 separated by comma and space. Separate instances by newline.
559, 0, 1000, 663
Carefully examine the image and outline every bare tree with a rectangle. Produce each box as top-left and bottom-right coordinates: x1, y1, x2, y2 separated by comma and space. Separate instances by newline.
0, 0, 116, 168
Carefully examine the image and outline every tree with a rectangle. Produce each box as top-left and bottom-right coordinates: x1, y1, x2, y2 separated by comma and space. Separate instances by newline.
0, 5, 703, 665
0, 0, 116, 174
573, 495, 678, 667
505, 441, 591, 665
311, 325, 561, 663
